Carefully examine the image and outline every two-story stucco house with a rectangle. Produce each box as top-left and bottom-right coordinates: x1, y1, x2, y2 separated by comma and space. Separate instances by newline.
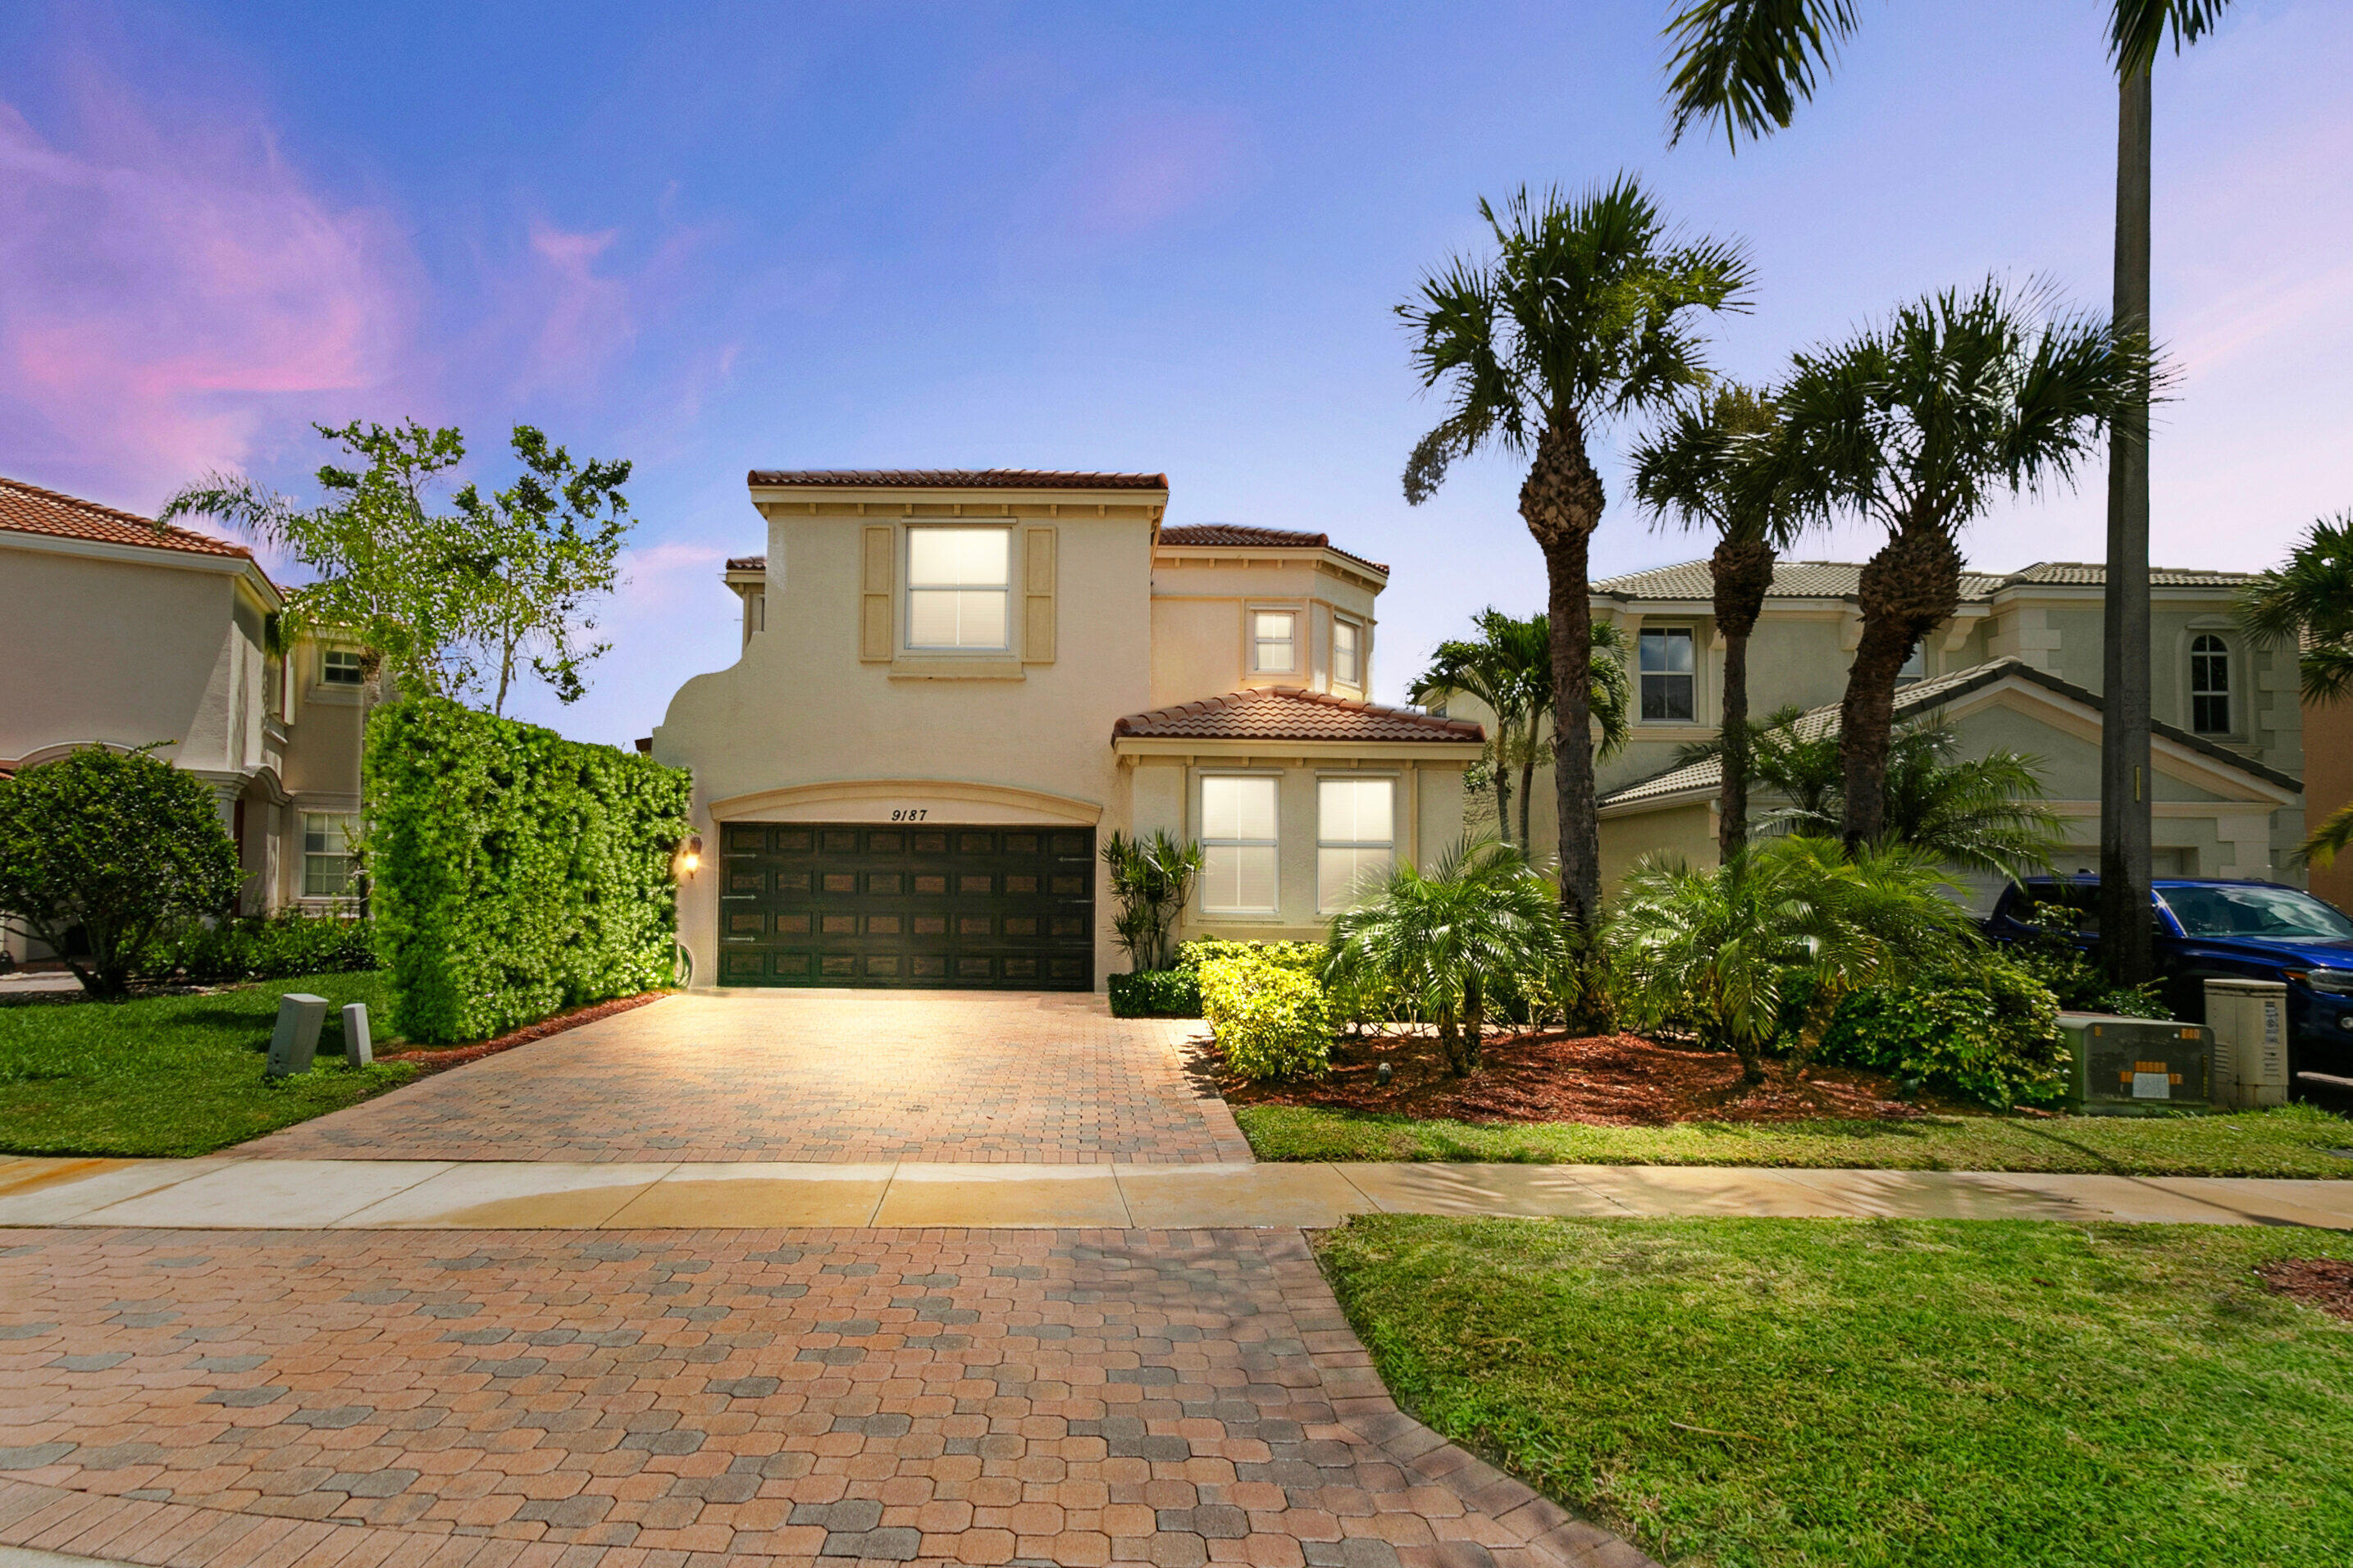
650, 470, 1483, 991
0, 476, 367, 966
1483, 558, 2302, 901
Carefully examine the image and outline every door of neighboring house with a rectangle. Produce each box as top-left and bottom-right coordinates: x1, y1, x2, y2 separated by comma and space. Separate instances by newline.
716, 822, 1094, 990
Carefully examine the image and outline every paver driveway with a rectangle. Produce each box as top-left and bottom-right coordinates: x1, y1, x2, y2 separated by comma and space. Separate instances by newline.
0, 1225, 1637, 1568
246, 992, 1252, 1165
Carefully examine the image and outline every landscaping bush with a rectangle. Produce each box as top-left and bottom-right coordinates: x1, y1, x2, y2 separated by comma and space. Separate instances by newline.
1818, 955, 2068, 1108
1108, 969, 1202, 1019
1177, 937, 1328, 975
367, 697, 691, 1043
2006, 902, 2170, 1018
166, 911, 376, 982
0, 745, 243, 996
1199, 952, 1332, 1079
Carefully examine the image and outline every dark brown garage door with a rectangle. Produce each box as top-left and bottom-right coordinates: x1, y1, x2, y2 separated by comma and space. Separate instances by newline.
716, 822, 1095, 990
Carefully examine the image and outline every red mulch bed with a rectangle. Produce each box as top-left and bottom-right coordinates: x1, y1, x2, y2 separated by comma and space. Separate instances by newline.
1219, 1028, 1955, 1124
2258, 1259, 2353, 1324
379, 991, 672, 1074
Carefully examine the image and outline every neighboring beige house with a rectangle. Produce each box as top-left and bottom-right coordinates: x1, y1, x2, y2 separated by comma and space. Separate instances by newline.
1475, 559, 2304, 903
651, 470, 1482, 991
0, 476, 366, 965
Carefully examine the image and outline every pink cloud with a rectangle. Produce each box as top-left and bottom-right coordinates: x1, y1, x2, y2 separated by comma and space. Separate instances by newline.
518, 221, 634, 393
0, 86, 412, 504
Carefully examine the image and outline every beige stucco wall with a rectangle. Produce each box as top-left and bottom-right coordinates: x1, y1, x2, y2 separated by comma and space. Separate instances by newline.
1599, 800, 1714, 891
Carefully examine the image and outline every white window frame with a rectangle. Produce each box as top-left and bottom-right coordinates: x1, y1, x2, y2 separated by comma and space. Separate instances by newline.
904, 525, 1014, 653
302, 813, 357, 899
1200, 774, 1280, 916
1249, 608, 1299, 675
321, 648, 364, 687
1638, 626, 1697, 722
1332, 618, 1362, 690
1316, 776, 1394, 914
2189, 633, 2232, 736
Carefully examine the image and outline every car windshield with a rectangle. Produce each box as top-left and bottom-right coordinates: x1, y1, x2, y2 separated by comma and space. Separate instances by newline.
2156, 885, 2353, 941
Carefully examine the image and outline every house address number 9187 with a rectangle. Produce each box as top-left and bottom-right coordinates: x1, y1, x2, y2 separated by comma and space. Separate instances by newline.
889, 808, 929, 822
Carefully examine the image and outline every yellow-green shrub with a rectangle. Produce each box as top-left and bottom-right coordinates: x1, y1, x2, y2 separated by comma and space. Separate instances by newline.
1199, 954, 1332, 1080
1178, 937, 1328, 975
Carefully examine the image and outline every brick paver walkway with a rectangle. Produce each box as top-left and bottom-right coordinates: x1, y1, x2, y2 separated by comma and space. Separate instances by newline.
245, 994, 1251, 1166
0, 1225, 1644, 1568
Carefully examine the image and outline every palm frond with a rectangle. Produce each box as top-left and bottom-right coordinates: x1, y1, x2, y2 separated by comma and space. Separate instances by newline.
2110, 0, 2235, 80
1662, 0, 1863, 150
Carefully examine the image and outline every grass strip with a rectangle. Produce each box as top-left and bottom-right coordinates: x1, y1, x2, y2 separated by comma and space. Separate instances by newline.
1316, 1214, 2353, 1567
0, 973, 413, 1157
1238, 1101, 2353, 1177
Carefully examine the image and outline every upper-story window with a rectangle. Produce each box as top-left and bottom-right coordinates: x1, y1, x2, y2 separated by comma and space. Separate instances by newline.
1252, 610, 1297, 674
2191, 634, 2232, 734
1898, 639, 1927, 685
1333, 619, 1362, 689
1638, 627, 1695, 721
321, 649, 364, 686
905, 527, 1011, 651
1201, 775, 1280, 914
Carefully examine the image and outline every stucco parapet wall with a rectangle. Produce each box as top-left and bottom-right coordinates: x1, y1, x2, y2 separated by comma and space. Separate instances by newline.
747, 472, 1168, 520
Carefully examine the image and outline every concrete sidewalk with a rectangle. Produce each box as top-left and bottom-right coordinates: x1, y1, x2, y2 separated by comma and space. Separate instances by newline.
7, 1153, 2351, 1231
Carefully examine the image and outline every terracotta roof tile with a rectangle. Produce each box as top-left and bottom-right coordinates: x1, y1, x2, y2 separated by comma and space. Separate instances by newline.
727, 555, 766, 572
1156, 522, 1389, 576
747, 468, 1168, 490
0, 476, 253, 562
1594, 558, 2249, 603
1113, 686, 1481, 745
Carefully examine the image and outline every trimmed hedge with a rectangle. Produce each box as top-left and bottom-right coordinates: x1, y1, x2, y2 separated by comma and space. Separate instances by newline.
1177, 938, 1327, 975
166, 912, 376, 982
1200, 951, 1332, 1080
367, 698, 692, 1044
1818, 958, 2068, 1109
1108, 969, 1201, 1019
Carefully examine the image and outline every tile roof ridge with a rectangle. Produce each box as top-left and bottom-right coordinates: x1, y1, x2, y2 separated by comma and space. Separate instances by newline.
0, 473, 255, 561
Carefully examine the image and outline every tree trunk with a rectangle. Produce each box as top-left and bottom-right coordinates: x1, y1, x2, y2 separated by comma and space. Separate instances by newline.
1492, 746, 1514, 849
2100, 67, 2157, 988
1711, 536, 1777, 864
1518, 742, 1536, 856
1522, 417, 1607, 926
1462, 976, 1485, 1075
1841, 526, 1961, 850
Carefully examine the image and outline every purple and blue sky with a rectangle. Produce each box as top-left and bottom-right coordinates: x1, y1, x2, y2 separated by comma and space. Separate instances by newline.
4, 2, 2348, 742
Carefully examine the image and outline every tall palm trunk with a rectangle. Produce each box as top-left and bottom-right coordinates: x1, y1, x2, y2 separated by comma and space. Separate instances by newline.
1493, 744, 1515, 850
1524, 418, 1607, 926
1711, 535, 1776, 861
1840, 524, 1961, 849
1518, 728, 1538, 852
2100, 67, 2157, 987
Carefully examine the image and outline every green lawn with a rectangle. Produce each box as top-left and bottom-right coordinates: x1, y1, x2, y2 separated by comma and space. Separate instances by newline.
0, 973, 418, 1157
1317, 1214, 2353, 1568
1237, 1101, 2353, 1177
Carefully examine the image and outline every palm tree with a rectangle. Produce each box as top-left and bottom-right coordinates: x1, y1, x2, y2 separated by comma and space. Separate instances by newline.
1399, 178, 1753, 927
1689, 709, 2068, 881
1761, 281, 2146, 850
1660, 0, 2236, 988
1411, 613, 1633, 851
1326, 838, 1562, 1077
2240, 511, 2353, 869
1609, 835, 1975, 1085
1630, 382, 1799, 863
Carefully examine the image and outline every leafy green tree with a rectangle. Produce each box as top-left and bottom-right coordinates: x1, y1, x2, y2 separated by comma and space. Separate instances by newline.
0, 746, 244, 998
1608, 835, 1975, 1085
449, 426, 633, 716
1399, 178, 1753, 926
1660, 0, 2236, 991
2239, 510, 2353, 869
161, 421, 633, 716
1101, 830, 1205, 973
1411, 612, 1631, 851
1681, 707, 2068, 880
1326, 838, 1562, 1077
1630, 381, 1799, 861
1760, 282, 2145, 849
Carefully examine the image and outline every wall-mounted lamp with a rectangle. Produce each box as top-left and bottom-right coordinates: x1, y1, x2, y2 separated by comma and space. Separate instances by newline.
677, 835, 703, 877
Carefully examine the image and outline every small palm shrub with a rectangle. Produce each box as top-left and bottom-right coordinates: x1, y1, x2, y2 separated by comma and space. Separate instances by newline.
1326, 839, 1562, 1077
1199, 952, 1333, 1080
1608, 836, 1977, 1084
1819, 954, 2068, 1108
1102, 831, 1204, 973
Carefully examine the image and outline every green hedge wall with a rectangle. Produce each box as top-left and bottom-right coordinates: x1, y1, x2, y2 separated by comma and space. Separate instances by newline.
367, 698, 693, 1044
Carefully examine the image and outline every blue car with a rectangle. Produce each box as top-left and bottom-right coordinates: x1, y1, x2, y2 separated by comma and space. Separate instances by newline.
1984, 877, 2353, 1083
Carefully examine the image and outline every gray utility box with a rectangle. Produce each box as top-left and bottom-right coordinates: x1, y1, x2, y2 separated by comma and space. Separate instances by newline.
266, 993, 330, 1078
2058, 1012, 2214, 1114
2204, 978, 2291, 1109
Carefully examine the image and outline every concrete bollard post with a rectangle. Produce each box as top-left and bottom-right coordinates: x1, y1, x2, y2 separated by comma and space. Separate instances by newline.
267, 993, 329, 1078
342, 1002, 373, 1068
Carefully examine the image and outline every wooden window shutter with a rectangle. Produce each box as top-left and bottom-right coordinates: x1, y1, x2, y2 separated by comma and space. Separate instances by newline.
860, 525, 894, 661
1022, 525, 1057, 663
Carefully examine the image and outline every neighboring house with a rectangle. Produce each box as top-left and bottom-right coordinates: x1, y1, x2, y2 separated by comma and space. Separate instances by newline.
1476, 558, 2303, 903
651, 470, 1482, 991
2306, 695, 2353, 913
0, 476, 366, 965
